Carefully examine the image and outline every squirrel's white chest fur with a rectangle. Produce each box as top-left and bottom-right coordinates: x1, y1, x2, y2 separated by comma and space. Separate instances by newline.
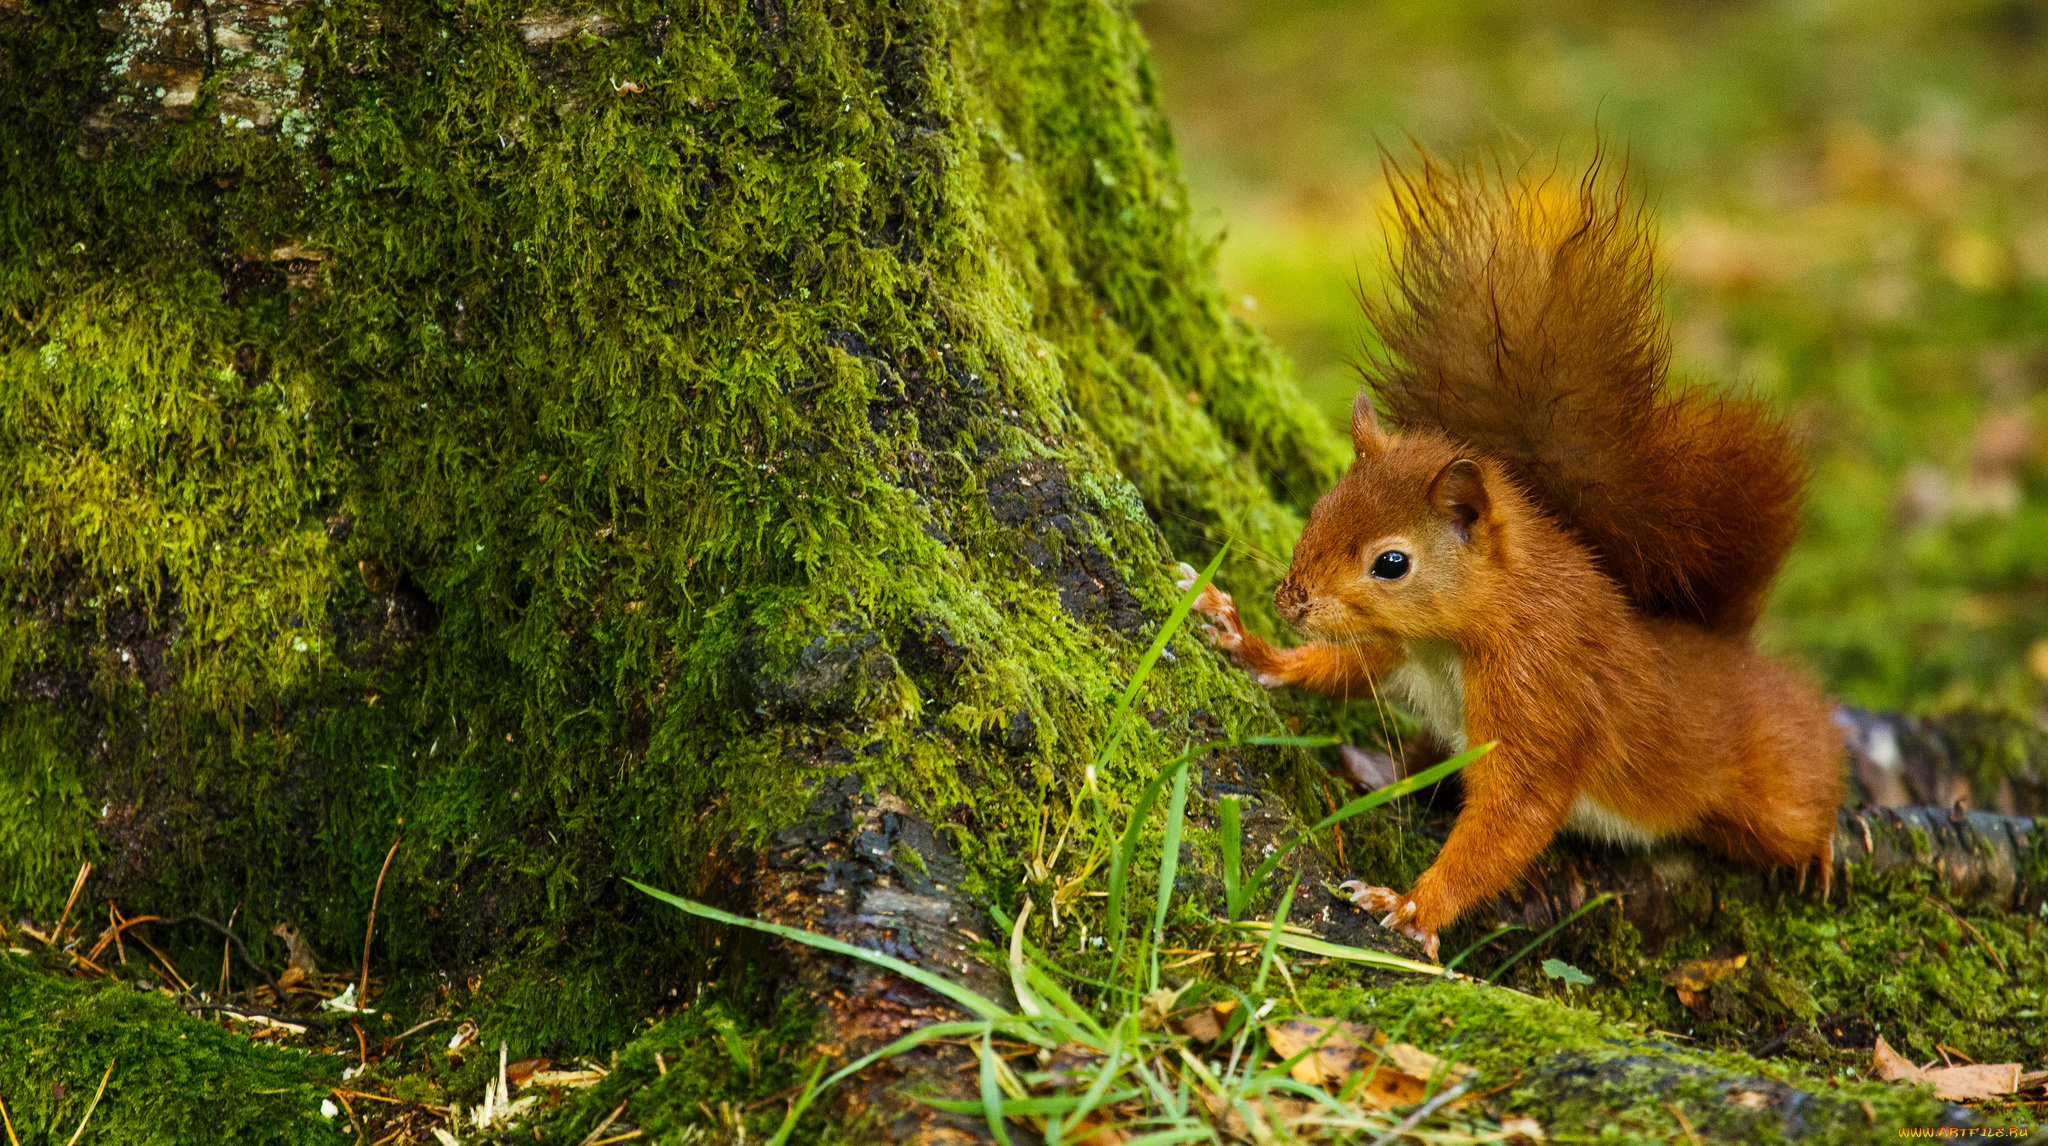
1389, 640, 1467, 753
1389, 640, 1663, 850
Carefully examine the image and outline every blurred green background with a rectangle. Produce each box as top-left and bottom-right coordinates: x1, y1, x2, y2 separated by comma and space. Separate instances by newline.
1138, 0, 2048, 716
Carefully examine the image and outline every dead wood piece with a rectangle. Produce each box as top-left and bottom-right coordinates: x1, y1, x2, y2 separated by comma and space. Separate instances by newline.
1835, 806, 2040, 911
1836, 705, 2048, 816
1483, 806, 2040, 947
1525, 1052, 1974, 1141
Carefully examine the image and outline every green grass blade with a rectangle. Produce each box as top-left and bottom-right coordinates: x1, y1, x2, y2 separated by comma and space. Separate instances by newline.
767, 1020, 997, 1145
1108, 753, 1194, 968
1095, 545, 1228, 777
1007, 899, 1046, 1020
1147, 757, 1192, 994
921, 1089, 1143, 1116
988, 902, 1123, 994
766, 1055, 828, 1146
979, 1028, 1015, 1146
1486, 892, 1617, 984
1022, 961, 1107, 1046
1225, 922, 1450, 977
1250, 874, 1299, 995
1242, 742, 1492, 905
1116, 1130, 1221, 1146
626, 878, 1014, 1023
1065, 1017, 1127, 1129
1220, 795, 1242, 923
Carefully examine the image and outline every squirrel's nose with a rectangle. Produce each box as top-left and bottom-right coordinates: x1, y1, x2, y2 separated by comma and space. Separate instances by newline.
1275, 579, 1307, 623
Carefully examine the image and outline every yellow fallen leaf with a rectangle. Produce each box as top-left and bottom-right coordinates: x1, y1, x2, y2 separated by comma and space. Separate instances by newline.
1264, 1018, 1376, 1087
1664, 953, 1747, 1009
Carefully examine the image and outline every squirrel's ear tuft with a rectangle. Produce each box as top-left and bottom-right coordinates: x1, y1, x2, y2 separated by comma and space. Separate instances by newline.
1428, 458, 1491, 544
1352, 390, 1388, 457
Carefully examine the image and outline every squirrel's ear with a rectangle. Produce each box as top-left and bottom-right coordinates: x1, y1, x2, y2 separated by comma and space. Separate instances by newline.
1428, 458, 1491, 544
1351, 390, 1388, 457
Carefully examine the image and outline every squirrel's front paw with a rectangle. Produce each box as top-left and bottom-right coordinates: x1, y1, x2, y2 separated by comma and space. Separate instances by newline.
1339, 881, 1440, 961
1175, 562, 1246, 652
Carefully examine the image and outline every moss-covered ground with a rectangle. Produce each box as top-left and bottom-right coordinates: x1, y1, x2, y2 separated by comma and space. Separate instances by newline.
0, 950, 342, 1145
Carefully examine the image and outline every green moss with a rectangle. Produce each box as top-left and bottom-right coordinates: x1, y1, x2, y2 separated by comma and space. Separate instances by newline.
1293, 971, 1968, 1141
529, 994, 838, 1145
0, 953, 343, 1145
1464, 867, 2048, 1077
0, 0, 1341, 1053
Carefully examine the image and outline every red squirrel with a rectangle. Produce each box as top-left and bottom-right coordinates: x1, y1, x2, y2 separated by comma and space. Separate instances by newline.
1184, 157, 1842, 959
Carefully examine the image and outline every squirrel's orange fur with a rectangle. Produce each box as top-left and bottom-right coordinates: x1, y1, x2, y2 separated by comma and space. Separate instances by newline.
1187, 156, 1842, 958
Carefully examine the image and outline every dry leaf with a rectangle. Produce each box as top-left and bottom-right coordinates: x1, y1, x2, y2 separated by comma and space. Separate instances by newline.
1663, 953, 1746, 1009
1871, 1037, 2022, 1100
1264, 1018, 1375, 1086
1066, 1109, 1134, 1146
1176, 1001, 1237, 1043
1501, 1115, 1546, 1144
1351, 1064, 1432, 1111
1922, 1064, 2021, 1101
1264, 1018, 1475, 1115
1872, 1036, 1920, 1082
1380, 1041, 1473, 1086
1201, 1091, 1319, 1141
1046, 1043, 1104, 1086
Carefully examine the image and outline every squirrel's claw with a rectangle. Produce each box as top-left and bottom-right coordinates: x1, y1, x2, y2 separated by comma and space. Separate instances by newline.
1340, 881, 1439, 961
1176, 562, 1249, 647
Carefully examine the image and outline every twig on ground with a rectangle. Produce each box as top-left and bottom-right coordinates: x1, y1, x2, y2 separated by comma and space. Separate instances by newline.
54, 862, 92, 941
85, 909, 160, 965
331, 1088, 364, 1146
1924, 896, 2009, 976
575, 1099, 630, 1146
219, 905, 240, 997
0, 1086, 19, 1146
62, 1060, 114, 1146
180, 1001, 331, 1032
393, 1016, 450, 1041
1665, 1101, 1702, 1146
151, 915, 284, 1003
1365, 1079, 1469, 1146
361, 837, 404, 1008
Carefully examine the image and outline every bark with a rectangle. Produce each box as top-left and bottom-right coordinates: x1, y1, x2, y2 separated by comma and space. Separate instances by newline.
1, 0, 1342, 1130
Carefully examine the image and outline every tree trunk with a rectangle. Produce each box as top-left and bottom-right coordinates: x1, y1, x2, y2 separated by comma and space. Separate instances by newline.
2, 0, 1344, 1122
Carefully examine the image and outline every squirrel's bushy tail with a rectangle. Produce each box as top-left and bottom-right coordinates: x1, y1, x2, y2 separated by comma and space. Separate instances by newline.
1366, 152, 1804, 634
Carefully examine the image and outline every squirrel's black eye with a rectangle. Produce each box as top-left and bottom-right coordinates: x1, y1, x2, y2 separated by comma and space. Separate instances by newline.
1370, 550, 1409, 580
